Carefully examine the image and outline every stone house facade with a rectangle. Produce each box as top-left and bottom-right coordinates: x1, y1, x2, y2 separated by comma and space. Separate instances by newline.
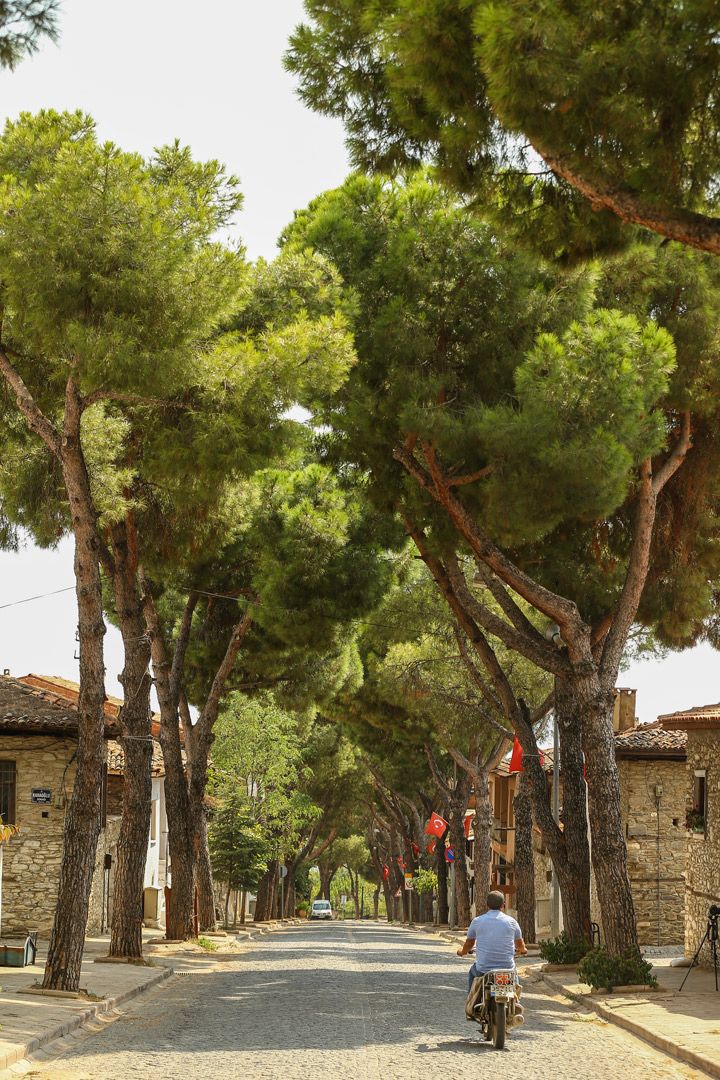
0, 673, 168, 937
613, 724, 688, 946
660, 703, 720, 966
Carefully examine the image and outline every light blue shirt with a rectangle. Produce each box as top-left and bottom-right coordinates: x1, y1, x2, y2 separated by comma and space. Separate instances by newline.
467, 909, 522, 971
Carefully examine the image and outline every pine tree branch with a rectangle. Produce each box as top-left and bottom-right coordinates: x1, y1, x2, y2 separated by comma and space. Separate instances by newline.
601, 413, 691, 684
196, 610, 253, 743
0, 344, 61, 456
472, 557, 550, 653
445, 551, 570, 677
394, 442, 588, 649
424, 744, 452, 800
536, 143, 720, 256
169, 592, 199, 708
652, 410, 692, 495
453, 626, 504, 715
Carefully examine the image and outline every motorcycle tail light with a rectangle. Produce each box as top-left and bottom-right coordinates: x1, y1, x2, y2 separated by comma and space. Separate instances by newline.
494, 972, 512, 985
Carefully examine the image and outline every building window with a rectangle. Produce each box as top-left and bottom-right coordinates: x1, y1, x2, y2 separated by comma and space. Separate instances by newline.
687, 770, 707, 835
0, 760, 16, 825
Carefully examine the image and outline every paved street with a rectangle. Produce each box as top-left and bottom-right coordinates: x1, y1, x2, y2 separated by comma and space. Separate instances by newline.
26, 923, 703, 1080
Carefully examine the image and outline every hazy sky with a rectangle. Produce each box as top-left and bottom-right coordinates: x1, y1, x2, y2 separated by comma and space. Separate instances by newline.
0, 0, 715, 720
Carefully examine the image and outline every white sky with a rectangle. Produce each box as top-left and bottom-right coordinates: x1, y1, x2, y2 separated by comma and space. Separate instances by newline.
0, 0, 716, 718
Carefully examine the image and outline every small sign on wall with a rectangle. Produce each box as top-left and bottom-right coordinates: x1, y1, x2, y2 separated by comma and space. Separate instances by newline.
31, 788, 52, 805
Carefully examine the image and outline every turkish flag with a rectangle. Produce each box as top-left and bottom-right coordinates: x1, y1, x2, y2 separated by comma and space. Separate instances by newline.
397, 855, 406, 870
509, 738, 546, 772
426, 840, 436, 855
464, 814, 473, 839
424, 811, 448, 837
509, 737, 523, 772
411, 842, 420, 857
382, 864, 390, 881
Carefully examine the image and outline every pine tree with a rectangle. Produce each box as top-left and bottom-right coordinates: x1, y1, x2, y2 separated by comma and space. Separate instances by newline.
282, 172, 720, 953
287, 0, 720, 255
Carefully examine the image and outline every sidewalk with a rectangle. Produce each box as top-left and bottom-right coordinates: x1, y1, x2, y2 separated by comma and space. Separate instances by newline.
539, 957, 720, 1079
0, 920, 297, 1074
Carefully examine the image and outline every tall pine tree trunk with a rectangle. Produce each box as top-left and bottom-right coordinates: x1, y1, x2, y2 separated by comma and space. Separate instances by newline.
141, 588, 197, 940
109, 523, 153, 958
472, 766, 493, 917
195, 809, 216, 931
448, 801, 471, 928
513, 771, 536, 943
577, 680, 638, 954
514, 701, 591, 944
43, 402, 107, 991
254, 860, 277, 921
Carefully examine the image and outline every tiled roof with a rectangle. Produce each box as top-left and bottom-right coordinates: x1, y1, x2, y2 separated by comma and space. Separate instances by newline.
614, 722, 687, 756
107, 739, 165, 777
0, 675, 166, 775
19, 674, 162, 737
0, 675, 121, 736
659, 703, 720, 730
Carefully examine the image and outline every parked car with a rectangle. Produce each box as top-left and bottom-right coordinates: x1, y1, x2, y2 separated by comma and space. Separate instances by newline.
310, 899, 333, 920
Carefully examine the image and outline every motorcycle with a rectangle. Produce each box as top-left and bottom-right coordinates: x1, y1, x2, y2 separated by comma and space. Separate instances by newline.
465, 967, 523, 1050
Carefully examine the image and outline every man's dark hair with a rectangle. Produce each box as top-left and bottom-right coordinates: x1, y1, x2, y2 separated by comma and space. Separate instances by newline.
487, 890, 505, 910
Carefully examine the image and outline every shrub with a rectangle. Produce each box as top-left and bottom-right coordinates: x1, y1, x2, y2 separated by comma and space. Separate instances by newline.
538, 930, 591, 965
413, 869, 438, 896
197, 936, 219, 953
577, 948, 657, 991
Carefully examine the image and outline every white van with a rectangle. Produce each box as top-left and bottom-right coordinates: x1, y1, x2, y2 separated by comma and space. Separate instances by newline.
310, 899, 333, 920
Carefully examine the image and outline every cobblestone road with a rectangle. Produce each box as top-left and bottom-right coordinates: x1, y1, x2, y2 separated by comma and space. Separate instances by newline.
26, 923, 703, 1080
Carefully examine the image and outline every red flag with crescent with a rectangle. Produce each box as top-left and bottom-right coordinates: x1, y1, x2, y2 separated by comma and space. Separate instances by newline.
382, 864, 390, 881
424, 811, 448, 837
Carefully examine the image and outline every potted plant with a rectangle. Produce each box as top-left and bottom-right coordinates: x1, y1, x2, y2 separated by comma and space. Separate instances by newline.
686, 806, 705, 833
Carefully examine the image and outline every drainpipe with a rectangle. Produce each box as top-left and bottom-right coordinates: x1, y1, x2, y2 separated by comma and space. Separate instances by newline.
655, 783, 663, 947
551, 713, 561, 937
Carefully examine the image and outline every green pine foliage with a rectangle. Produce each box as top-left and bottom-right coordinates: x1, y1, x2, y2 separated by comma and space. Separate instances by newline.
286, 1, 720, 253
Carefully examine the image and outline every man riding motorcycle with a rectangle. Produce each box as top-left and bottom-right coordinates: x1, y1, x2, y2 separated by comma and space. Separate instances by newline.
457, 890, 527, 1025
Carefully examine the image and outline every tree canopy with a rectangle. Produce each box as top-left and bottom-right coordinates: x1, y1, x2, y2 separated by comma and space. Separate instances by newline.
286, 0, 720, 256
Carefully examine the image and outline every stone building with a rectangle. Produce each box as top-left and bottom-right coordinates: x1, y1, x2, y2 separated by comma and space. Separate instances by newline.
614, 723, 688, 946
0, 673, 168, 937
660, 703, 720, 965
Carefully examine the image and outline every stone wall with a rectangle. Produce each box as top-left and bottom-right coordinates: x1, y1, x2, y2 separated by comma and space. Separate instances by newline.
0, 735, 120, 937
0, 735, 77, 935
684, 730, 720, 965
617, 758, 687, 946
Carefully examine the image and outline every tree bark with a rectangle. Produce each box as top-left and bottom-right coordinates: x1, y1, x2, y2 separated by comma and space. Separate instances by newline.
141, 587, 198, 941
43, 388, 107, 990
514, 701, 591, 944
472, 765, 493, 918
448, 787, 472, 929
254, 860, 277, 921
108, 521, 153, 959
513, 771, 536, 944
195, 808, 216, 931
580, 683, 638, 954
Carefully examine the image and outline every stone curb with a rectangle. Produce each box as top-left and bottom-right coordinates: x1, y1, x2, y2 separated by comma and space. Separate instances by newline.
0, 964, 173, 1075
540, 971, 720, 1080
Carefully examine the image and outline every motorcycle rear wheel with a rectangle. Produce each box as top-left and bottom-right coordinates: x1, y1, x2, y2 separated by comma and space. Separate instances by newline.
492, 1003, 506, 1050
